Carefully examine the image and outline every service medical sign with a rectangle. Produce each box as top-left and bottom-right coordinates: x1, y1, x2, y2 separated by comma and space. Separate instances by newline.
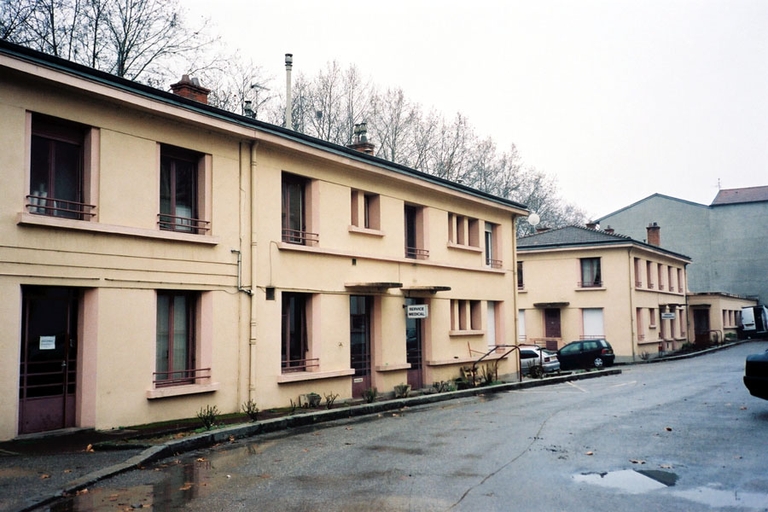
406, 304, 429, 318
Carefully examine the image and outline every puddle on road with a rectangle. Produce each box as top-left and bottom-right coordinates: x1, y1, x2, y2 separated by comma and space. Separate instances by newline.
671, 486, 768, 509
573, 469, 677, 494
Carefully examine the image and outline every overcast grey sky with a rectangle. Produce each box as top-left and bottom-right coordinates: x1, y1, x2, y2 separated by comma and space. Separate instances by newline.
186, 0, 768, 219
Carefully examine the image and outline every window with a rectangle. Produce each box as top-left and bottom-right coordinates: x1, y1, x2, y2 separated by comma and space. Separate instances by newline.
159, 145, 209, 234
658, 264, 665, 291
677, 269, 684, 293
28, 114, 95, 220
646, 261, 655, 289
451, 299, 481, 331
634, 258, 643, 287
668, 266, 675, 292
636, 308, 645, 340
485, 222, 501, 268
649, 308, 657, 328
580, 258, 602, 287
351, 190, 380, 230
404, 204, 428, 259
156, 292, 203, 386
517, 261, 524, 289
448, 213, 480, 247
282, 292, 315, 372
282, 173, 317, 245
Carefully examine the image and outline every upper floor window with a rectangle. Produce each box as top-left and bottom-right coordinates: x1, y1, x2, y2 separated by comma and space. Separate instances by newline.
677, 268, 684, 293
448, 213, 480, 247
580, 258, 602, 288
657, 264, 665, 290
485, 222, 501, 268
517, 261, 524, 289
350, 190, 380, 231
159, 145, 209, 234
404, 204, 428, 259
634, 257, 643, 287
28, 114, 95, 220
282, 173, 318, 245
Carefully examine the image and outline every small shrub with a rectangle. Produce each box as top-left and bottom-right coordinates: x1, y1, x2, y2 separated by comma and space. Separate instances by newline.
362, 387, 378, 403
241, 399, 259, 421
306, 392, 322, 408
394, 383, 411, 398
289, 398, 298, 414
639, 351, 650, 361
324, 392, 339, 409
196, 404, 219, 431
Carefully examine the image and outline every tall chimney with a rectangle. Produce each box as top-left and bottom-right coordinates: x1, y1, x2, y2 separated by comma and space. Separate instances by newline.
285, 53, 293, 130
646, 222, 661, 246
170, 75, 210, 104
586, 221, 598, 230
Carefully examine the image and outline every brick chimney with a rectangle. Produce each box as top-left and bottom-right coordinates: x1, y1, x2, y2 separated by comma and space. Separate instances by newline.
646, 222, 661, 246
170, 75, 210, 104
604, 226, 615, 234
586, 221, 598, 230
348, 122, 375, 155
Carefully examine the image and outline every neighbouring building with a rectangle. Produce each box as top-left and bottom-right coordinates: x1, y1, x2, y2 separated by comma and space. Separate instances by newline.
687, 292, 757, 343
597, 189, 768, 305
516, 224, 691, 362
0, 41, 527, 441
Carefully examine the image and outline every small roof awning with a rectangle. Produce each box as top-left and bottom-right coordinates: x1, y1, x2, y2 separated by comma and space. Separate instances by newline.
344, 282, 403, 290
401, 285, 452, 294
533, 302, 570, 308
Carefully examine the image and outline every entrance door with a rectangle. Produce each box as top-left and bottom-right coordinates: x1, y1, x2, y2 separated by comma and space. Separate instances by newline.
405, 298, 424, 390
350, 295, 372, 398
693, 308, 710, 345
545, 308, 562, 338
19, 286, 79, 434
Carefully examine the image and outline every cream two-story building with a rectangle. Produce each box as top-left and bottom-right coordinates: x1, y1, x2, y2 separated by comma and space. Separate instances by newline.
0, 41, 527, 441
516, 224, 691, 362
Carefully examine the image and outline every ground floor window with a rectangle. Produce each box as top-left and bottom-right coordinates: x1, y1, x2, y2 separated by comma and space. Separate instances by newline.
156, 291, 198, 386
282, 292, 313, 372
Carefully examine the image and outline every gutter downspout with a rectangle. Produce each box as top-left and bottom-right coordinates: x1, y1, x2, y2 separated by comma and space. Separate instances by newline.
628, 248, 637, 362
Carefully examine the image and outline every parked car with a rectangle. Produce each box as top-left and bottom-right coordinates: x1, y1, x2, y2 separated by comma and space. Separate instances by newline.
519, 346, 560, 377
744, 348, 768, 400
557, 339, 615, 370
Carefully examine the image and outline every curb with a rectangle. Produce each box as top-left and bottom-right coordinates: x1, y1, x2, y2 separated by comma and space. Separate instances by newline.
20, 367, 621, 511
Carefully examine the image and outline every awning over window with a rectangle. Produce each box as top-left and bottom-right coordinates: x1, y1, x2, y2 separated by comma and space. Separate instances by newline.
344, 282, 403, 290
401, 285, 452, 294
533, 302, 570, 308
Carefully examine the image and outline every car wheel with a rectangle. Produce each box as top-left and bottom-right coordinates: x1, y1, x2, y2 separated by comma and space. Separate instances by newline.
594, 357, 604, 369
530, 365, 544, 379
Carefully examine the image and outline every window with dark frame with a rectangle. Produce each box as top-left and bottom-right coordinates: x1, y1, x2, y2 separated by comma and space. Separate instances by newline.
29, 114, 91, 220
159, 145, 206, 234
485, 222, 501, 268
517, 261, 524, 289
283, 173, 317, 245
282, 292, 309, 372
155, 291, 197, 386
580, 257, 602, 287
404, 204, 428, 259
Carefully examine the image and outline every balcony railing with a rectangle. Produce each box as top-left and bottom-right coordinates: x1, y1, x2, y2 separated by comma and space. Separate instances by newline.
405, 247, 429, 260
282, 228, 319, 245
26, 195, 96, 220
486, 258, 503, 269
158, 213, 210, 234
282, 357, 320, 373
153, 367, 211, 387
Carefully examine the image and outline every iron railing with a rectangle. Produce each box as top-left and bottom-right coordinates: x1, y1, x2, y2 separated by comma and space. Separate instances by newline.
282, 228, 319, 245
153, 367, 211, 387
26, 195, 96, 220
158, 213, 210, 234
282, 357, 320, 373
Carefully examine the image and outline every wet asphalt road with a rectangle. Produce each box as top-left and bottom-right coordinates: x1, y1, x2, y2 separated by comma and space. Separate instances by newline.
41, 341, 768, 512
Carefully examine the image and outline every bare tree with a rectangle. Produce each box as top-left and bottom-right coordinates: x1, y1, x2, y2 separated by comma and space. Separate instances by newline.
196, 51, 273, 117
1, 0, 216, 85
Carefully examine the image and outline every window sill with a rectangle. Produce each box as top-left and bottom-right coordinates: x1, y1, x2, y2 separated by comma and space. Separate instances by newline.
517, 288, 527, 293
637, 339, 661, 346
575, 286, 606, 292
348, 225, 385, 237
446, 241, 482, 253
449, 330, 485, 337
18, 212, 219, 245
146, 382, 220, 399
277, 368, 355, 384
374, 363, 411, 372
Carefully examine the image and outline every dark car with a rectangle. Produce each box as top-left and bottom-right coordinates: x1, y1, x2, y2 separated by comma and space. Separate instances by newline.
557, 339, 615, 370
744, 348, 768, 400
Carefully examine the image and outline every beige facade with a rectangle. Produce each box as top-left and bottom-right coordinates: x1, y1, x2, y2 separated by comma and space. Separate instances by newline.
688, 293, 757, 343
0, 42, 526, 440
516, 226, 691, 362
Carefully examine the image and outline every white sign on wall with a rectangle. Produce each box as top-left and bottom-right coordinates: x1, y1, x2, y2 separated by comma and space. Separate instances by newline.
406, 304, 429, 318
661, 312, 676, 320
39, 335, 56, 350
